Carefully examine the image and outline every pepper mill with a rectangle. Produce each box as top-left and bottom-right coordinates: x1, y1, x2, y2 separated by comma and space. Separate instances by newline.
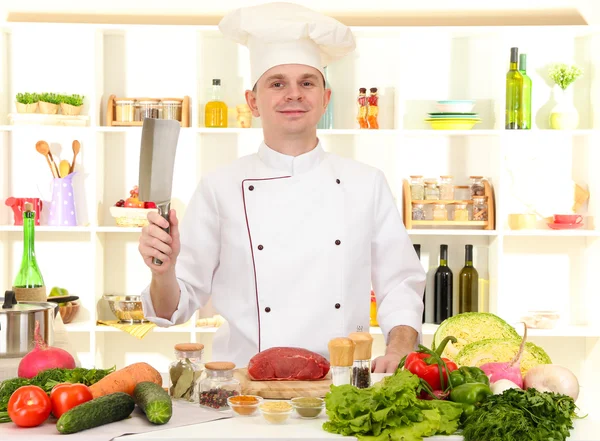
327, 337, 355, 386
348, 332, 374, 389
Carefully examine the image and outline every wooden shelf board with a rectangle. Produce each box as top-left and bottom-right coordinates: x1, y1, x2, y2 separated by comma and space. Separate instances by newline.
411, 221, 488, 226
412, 200, 474, 205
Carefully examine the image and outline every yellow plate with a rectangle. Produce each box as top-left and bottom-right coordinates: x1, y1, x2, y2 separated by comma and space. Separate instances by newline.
425, 118, 481, 130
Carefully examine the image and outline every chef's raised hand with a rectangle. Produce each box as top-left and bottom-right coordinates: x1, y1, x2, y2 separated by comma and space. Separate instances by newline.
139, 209, 181, 274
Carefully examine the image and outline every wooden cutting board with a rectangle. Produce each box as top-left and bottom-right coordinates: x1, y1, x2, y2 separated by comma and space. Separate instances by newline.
233, 368, 332, 399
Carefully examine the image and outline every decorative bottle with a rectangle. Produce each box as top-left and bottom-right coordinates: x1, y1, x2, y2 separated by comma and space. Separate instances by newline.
505, 47, 523, 130
519, 53, 532, 129
13, 202, 46, 302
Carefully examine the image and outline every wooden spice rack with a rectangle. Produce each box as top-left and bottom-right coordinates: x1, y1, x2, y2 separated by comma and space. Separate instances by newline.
106, 94, 190, 127
402, 178, 495, 230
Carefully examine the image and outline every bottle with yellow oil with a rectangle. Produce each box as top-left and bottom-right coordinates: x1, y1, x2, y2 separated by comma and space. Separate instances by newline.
369, 290, 378, 327
204, 79, 228, 128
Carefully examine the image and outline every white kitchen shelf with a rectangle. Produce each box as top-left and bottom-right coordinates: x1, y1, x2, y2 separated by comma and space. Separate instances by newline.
95, 325, 193, 333
1, 23, 599, 411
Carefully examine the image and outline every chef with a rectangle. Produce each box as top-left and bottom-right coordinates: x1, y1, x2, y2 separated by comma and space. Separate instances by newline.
139, 2, 426, 373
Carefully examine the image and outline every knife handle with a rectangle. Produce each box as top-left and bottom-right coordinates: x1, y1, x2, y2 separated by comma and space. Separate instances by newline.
153, 202, 171, 266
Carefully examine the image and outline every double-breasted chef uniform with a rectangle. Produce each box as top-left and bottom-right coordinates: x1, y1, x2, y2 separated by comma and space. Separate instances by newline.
141, 2, 426, 368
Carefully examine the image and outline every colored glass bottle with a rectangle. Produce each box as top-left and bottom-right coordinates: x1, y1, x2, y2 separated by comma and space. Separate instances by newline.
13, 202, 46, 302
519, 53, 532, 129
505, 47, 523, 130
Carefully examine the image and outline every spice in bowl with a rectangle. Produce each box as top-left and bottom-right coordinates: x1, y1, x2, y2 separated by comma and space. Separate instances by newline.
259, 401, 293, 424
291, 397, 325, 419
227, 395, 263, 416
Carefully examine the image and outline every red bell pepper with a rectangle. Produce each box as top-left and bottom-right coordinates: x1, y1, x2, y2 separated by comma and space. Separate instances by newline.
399, 336, 458, 394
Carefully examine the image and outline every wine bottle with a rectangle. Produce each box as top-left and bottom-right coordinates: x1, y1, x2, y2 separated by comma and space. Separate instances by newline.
434, 244, 453, 324
413, 244, 426, 323
13, 202, 46, 302
505, 47, 524, 130
459, 245, 479, 313
519, 53, 532, 129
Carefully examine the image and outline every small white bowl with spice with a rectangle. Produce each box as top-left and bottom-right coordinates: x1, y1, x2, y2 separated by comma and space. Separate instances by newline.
259, 400, 293, 424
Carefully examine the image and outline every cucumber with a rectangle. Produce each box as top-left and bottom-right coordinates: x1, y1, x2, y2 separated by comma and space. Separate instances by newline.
56, 392, 135, 434
133, 381, 173, 425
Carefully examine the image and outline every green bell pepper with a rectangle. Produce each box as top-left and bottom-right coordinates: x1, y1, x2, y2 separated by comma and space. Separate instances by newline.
449, 382, 493, 420
448, 366, 490, 387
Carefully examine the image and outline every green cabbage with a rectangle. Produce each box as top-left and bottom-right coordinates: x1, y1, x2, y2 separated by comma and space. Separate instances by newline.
455, 339, 552, 376
433, 312, 520, 359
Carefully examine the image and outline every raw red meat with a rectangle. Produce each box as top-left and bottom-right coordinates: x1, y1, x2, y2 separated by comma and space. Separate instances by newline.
247, 347, 330, 381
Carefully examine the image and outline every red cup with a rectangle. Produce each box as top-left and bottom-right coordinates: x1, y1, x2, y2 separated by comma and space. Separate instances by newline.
553, 214, 583, 225
5, 197, 43, 226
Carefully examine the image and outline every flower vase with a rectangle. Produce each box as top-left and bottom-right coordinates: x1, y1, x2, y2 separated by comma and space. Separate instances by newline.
549, 86, 579, 130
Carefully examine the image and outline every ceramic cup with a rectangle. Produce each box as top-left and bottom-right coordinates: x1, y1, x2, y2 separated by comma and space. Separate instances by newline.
508, 213, 537, 230
553, 214, 583, 225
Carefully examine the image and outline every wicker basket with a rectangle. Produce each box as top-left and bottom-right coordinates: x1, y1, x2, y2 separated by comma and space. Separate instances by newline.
110, 206, 158, 227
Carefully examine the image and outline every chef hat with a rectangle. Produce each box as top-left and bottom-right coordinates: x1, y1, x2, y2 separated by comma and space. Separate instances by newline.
218, 2, 356, 87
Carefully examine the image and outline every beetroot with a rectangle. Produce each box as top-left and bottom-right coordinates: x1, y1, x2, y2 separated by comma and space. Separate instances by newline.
18, 321, 76, 378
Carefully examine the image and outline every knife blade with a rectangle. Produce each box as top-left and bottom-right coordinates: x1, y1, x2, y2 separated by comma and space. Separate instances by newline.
138, 118, 181, 265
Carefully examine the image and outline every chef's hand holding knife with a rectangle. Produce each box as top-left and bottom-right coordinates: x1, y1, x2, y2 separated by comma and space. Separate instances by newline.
139, 210, 181, 274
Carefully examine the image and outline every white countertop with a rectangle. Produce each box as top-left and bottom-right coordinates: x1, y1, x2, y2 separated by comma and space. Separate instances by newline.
121, 410, 599, 441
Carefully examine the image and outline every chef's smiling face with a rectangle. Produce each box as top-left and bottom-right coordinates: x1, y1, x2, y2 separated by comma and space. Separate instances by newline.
245, 64, 330, 136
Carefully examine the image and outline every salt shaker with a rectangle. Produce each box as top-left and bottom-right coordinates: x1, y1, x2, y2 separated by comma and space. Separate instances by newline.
349, 332, 374, 389
327, 337, 355, 386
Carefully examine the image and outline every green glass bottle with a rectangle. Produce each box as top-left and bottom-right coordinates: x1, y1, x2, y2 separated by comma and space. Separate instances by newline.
519, 53, 532, 129
505, 47, 523, 130
459, 244, 479, 313
13, 202, 46, 301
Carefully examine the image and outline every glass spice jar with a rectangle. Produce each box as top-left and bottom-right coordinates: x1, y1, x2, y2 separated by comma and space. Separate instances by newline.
115, 99, 135, 122
137, 99, 162, 120
409, 175, 425, 200
412, 203, 426, 221
439, 176, 455, 201
454, 203, 469, 221
349, 332, 373, 389
424, 179, 440, 200
168, 343, 204, 403
198, 362, 241, 410
161, 99, 182, 121
472, 196, 488, 221
470, 176, 485, 199
433, 203, 448, 221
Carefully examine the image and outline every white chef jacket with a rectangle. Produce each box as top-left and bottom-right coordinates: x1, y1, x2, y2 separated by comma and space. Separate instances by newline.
141, 140, 426, 368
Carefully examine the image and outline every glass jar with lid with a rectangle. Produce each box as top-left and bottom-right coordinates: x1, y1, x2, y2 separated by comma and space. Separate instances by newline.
433, 203, 447, 221
470, 176, 485, 199
454, 203, 469, 221
472, 196, 488, 221
439, 176, 455, 200
199, 362, 241, 410
424, 179, 440, 200
161, 99, 182, 121
409, 175, 425, 200
168, 343, 204, 403
115, 99, 135, 123
136, 99, 162, 121
412, 203, 426, 221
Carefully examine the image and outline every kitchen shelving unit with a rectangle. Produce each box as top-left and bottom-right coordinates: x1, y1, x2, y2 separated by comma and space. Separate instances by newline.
0, 22, 599, 411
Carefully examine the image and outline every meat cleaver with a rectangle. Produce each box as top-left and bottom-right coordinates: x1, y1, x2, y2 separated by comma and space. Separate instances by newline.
138, 118, 181, 266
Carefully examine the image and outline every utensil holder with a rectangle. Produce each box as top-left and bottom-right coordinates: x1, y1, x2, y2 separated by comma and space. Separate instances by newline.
48, 174, 77, 226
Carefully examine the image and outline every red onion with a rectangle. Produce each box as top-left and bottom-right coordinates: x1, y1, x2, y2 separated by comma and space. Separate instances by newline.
18, 321, 76, 378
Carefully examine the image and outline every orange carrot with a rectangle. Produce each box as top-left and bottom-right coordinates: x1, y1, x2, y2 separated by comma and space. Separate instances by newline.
89, 362, 163, 398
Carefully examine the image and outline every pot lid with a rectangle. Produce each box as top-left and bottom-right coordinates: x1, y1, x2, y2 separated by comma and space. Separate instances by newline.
1, 290, 56, 313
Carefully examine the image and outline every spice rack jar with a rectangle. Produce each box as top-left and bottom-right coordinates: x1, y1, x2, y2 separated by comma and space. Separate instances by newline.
401, 177, 495, 230
106, 94, 190, 127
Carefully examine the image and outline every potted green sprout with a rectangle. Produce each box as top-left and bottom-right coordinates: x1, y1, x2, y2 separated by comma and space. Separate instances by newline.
60, 94, 85, 116
548, 63, 583, 130
15, 92, 39, 113
38, 92, 62, 114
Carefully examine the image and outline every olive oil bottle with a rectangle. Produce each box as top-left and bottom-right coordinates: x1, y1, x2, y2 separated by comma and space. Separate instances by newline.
505, 47, 524, 129
459, 244, 479, 313
204, 79, 228, 128
519, 53, 532, 129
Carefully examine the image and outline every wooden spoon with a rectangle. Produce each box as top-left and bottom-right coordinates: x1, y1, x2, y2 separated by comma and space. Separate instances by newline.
70, 140, 80, 174
35, 140, 59, 178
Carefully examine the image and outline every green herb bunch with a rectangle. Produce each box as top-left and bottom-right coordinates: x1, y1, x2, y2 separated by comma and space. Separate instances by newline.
15, 92, 40, 104
549, 64, 583, 90
462, 387, 583, 441
62, 94, 85, 106
38, 92, 62, 105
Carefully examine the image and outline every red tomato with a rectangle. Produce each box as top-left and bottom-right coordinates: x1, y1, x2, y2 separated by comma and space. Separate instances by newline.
8, 385, 52, 427
50, 383, 93, 418
144, 201, 157, 209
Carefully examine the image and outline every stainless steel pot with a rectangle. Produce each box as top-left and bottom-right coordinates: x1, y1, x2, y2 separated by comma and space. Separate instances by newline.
1, 290, 63, 359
